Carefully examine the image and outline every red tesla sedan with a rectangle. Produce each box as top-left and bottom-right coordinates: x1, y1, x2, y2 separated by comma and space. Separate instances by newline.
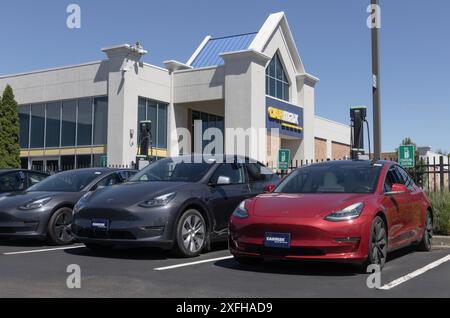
229, 160, 433, 270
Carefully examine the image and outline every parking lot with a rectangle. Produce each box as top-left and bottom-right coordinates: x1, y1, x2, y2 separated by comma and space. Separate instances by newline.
1, 239, 449, 298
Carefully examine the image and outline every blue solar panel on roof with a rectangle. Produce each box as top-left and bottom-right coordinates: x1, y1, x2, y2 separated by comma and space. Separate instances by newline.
190, 32, 257, 68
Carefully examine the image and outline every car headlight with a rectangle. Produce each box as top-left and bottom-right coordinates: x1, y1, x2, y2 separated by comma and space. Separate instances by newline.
324, 202, 364, 222
232, 200, 249, 219
139, 192, 176, 208
74, 191, 93, 214
20, 197, 52, 210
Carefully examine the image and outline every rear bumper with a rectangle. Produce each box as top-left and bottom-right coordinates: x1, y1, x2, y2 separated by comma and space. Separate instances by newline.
228, 214, 373, 262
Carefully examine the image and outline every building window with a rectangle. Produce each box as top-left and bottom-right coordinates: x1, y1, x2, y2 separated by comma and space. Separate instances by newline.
30, 104, 45, 148
61, 155, 75, 170
19, 96, 108, 150
266, 52, 290, 101
157, 105, 167, 149
93, 154, 105, 167
77, 98, 93, 146
19, 105, 30, 148
20, 158, 28, 169
147, 100, 157, 147
191, 110, 225, 153
62, 100, 77, 147
93, 97, 108, 145
46, 102, 61, 148
76, 154, 92, 169
137, 97, 168, 149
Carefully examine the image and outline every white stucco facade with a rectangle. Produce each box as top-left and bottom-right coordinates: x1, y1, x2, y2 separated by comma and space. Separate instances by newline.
0, 12, 350, 170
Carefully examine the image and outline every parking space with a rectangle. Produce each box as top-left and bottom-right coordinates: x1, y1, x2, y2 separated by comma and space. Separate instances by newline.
1, 239, 449, 298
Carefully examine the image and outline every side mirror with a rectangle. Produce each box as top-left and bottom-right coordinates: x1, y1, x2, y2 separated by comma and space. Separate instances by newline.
386, 183, 407, 195
216, 176, 231, 185
264, 184, 277, 193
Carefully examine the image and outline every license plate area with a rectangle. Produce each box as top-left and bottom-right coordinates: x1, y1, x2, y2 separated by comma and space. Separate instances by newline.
91, 219, 109, 230
264, 232, 291, 249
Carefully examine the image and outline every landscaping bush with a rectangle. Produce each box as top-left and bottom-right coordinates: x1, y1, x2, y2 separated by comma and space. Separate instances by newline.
428, 191, 450, 235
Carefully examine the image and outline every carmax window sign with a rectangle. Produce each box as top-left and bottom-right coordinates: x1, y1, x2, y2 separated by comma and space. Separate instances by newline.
266, 96, 303, 138
268, 107, 299, 126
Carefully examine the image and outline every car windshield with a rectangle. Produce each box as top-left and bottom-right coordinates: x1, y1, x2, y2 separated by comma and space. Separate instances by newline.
274, 163, 382, 194
129, 157, 213, 182
28, 170, 105, 192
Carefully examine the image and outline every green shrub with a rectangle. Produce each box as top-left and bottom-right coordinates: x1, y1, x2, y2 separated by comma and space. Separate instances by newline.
428, 191, 450, 235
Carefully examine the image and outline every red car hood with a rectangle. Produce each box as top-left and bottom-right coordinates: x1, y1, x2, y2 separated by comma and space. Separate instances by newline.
251, 193, 371, 219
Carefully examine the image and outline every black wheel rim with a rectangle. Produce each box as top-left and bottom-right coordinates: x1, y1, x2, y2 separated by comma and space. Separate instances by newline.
54, 210, 74, 243
425, 214, 433, 247
371, 219, 387, 266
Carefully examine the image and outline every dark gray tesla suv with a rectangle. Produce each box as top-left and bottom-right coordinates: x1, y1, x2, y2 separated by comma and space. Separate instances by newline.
0, 168, 136, 245
72, 155, 280, 257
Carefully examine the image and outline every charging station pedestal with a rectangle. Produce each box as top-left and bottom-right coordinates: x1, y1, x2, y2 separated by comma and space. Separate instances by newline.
136, 120, 152, 169
350, 106, 367, 160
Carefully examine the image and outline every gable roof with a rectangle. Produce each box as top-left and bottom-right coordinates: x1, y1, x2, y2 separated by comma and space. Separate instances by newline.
188, 32, 257, 68
249, 12, 305, 74
186, 12, 306, 75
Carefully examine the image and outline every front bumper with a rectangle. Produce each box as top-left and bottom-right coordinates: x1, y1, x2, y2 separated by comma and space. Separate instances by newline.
228, 214, 373, 262
72, 205, 176, 249
0, 209, 49, 238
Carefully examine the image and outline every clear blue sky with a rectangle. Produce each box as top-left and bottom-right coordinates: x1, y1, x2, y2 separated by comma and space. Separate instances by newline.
1, 0, 449, 153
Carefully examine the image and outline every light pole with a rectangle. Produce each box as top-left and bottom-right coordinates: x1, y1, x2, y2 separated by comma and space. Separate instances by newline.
371, 0, 382, 160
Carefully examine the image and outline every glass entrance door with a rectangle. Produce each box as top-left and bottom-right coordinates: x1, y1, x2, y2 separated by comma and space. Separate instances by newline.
30, 157, 60, 173
46, 158, 60, 174
30, 159, 44, 171
191, 110, 225, 154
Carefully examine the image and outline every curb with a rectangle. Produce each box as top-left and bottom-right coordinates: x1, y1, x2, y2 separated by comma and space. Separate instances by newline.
432, 236, 450, 249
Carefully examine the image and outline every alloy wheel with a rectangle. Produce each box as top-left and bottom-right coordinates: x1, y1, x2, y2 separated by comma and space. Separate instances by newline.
53, 210, 74, 243
181, 214, 205, 254
425, 213, 433, 247
370, 218, 387, 267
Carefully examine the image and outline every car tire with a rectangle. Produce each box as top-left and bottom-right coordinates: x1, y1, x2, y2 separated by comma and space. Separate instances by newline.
360, 216, 388, 272
172, 209, 207, 258
234, 256, 263, 266
416, 210, 433, 252
84, 243, 114, 251
47, 207, 75, 245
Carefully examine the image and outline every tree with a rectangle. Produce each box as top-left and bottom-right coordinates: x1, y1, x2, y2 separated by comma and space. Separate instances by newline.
0, 85, 20, 168
401, 137, 416, 148
435, 149, 448, 156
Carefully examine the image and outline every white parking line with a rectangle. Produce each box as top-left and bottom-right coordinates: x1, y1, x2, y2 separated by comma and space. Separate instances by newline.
154, 255, 233, 271
379, 254, 450, 290
3, 245, 85, 255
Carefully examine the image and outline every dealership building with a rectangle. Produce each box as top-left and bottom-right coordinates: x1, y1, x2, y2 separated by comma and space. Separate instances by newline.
0, 12, 350, 170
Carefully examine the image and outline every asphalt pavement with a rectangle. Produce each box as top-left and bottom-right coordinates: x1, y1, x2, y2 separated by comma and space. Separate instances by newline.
0, 238, 449, 298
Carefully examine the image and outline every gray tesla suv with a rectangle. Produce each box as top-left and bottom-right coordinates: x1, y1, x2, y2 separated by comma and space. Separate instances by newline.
0, 168, 136, 245
72, 155, 280, 257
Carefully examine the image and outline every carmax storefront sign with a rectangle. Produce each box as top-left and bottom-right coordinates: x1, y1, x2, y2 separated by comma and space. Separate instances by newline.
266, 96, 303, 138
